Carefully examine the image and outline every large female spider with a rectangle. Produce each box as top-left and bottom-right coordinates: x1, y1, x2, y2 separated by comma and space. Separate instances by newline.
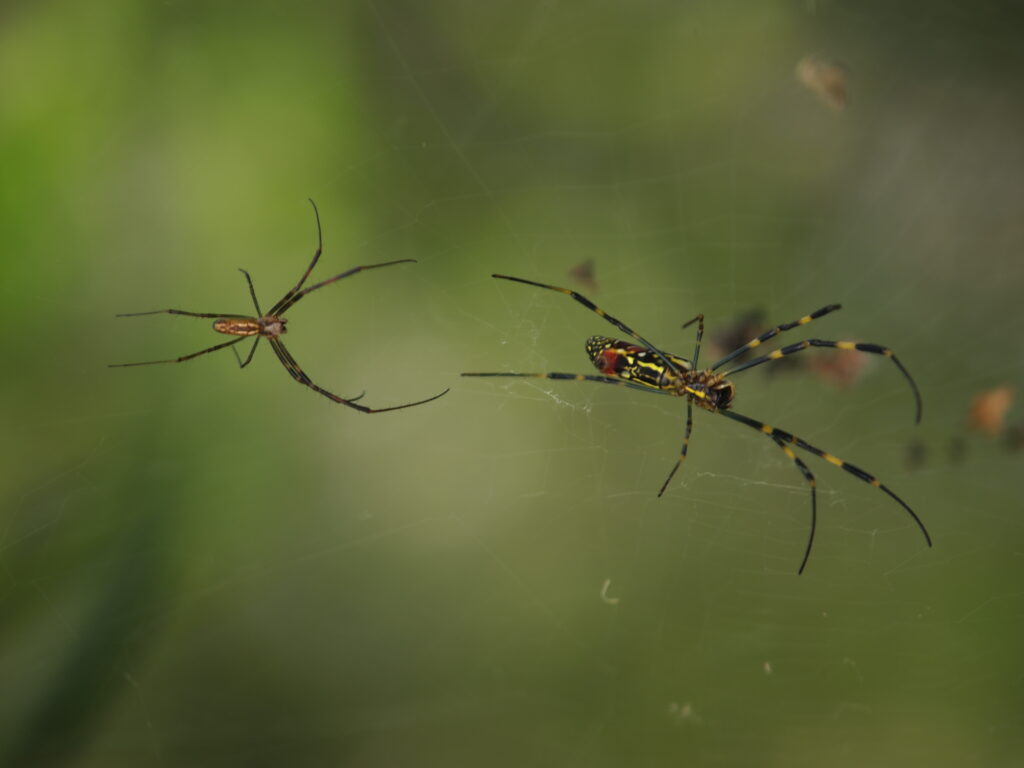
462, 274, 931, 573
111, 201, 448, 414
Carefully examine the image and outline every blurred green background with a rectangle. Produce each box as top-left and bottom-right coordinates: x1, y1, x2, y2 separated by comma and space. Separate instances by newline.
2, 1, 1022, 765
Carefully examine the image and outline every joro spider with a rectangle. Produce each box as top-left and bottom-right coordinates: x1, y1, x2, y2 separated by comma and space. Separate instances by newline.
111, 200, 448, 414
463, 274, 931, 574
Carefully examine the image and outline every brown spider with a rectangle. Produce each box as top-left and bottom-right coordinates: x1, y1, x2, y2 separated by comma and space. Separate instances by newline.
111, 200, 448, 414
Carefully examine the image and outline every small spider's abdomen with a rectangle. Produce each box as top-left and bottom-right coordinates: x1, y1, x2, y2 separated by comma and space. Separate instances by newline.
213, 318, 262, 337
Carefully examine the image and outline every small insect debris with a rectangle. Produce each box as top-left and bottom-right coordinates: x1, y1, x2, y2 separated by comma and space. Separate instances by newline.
796, 54, 849, 112
967, 385, 1014, 437
599, 578, 620, 605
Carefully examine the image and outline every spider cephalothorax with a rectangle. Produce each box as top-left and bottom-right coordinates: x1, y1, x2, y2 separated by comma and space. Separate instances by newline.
677, 370, 735, 412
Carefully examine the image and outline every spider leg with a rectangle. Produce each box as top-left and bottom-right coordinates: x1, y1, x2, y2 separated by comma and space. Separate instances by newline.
272, 259, 417, 315
491, 274, 685, 379
238, 269, 262, 316
461, 371, 671, 396
682, 314, 705, 368
768, 435, 818, 574
270, 338, 447, 413
657, 402, 694, 497
230, 337, 261, 369
266, 200, 418, 315
721, 339, 922, 424
267, 199, 324, 315
115, 309, 251, 319
719, 408, 932, 549
710, 304, 841, 371
109, 336, 247, 367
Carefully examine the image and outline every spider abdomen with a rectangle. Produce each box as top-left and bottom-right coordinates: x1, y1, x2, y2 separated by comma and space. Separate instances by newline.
586, 336, 691, 390
213, 318, 263, 337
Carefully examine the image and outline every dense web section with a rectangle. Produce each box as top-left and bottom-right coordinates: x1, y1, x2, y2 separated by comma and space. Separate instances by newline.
2, 2, 1023, 765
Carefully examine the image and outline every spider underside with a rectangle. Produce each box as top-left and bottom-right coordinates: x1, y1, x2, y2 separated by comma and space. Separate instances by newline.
463, 274, 930, 574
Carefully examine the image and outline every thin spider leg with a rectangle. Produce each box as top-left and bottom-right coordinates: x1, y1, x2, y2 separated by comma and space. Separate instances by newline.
271, 339, 448, 413
658, 402, 694, 497
239, 269, 262, 316
229, 337, 260, 369
769, 435, 818, 574
272, 259, 417, 315
461, 371, 672, 396
719, 408, 932, 548
721, 339, 922, 423
682, 314, 705, 368
267, 198, 324, 315
492, 274, 685, 378
115, 309, 251, 319
109, 336, 246, 368
710, 304, 841, 371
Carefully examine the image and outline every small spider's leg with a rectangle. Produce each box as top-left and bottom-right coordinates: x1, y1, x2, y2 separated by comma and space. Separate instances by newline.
721, 339, 922, 424
231, 337, 260, 369
768, 435, 818, 574
658, 402, 694, 497
267, 199, 325, 315
682, 314, 705, 369
710, 305, 842, 371
461, 371, 671, 396
115, 309, 251, 319
272, 259, 417, 315
238, 269, 262, 316
109, 337, 246, 368
719, 408, 932, 548
270, 339, 447, 413
491, 274, 685, 378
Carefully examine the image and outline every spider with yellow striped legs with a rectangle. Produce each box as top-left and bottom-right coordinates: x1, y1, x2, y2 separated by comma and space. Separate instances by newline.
111, 200, 449, 414
462, 274, 930, 574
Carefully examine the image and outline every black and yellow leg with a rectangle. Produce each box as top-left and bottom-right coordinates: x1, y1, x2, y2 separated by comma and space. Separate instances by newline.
271, 338, 447, 413
719, 408, 932, 557
461, 371, 667, 396
682, 314, 705, 368
109, 336, 247, 368
710, 304, 841, 371
658, 403, 694, 497
491, 274, 685, 378
721, 339, 922, 423
769, 436, 818, 574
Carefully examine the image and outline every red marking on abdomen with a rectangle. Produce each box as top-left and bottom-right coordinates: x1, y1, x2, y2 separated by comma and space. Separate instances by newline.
599, 348, 625, 375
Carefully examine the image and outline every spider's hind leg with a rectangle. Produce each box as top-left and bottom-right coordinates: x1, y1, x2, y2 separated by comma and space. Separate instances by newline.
768, 436, 818, 574
718, 407, 931, 568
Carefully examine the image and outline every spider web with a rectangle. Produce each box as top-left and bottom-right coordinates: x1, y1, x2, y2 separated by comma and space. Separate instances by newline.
1, 2, 1023, 766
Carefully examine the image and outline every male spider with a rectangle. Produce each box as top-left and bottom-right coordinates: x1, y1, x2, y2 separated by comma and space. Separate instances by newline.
111, 200, 449, 414
462, 274, 931, 574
